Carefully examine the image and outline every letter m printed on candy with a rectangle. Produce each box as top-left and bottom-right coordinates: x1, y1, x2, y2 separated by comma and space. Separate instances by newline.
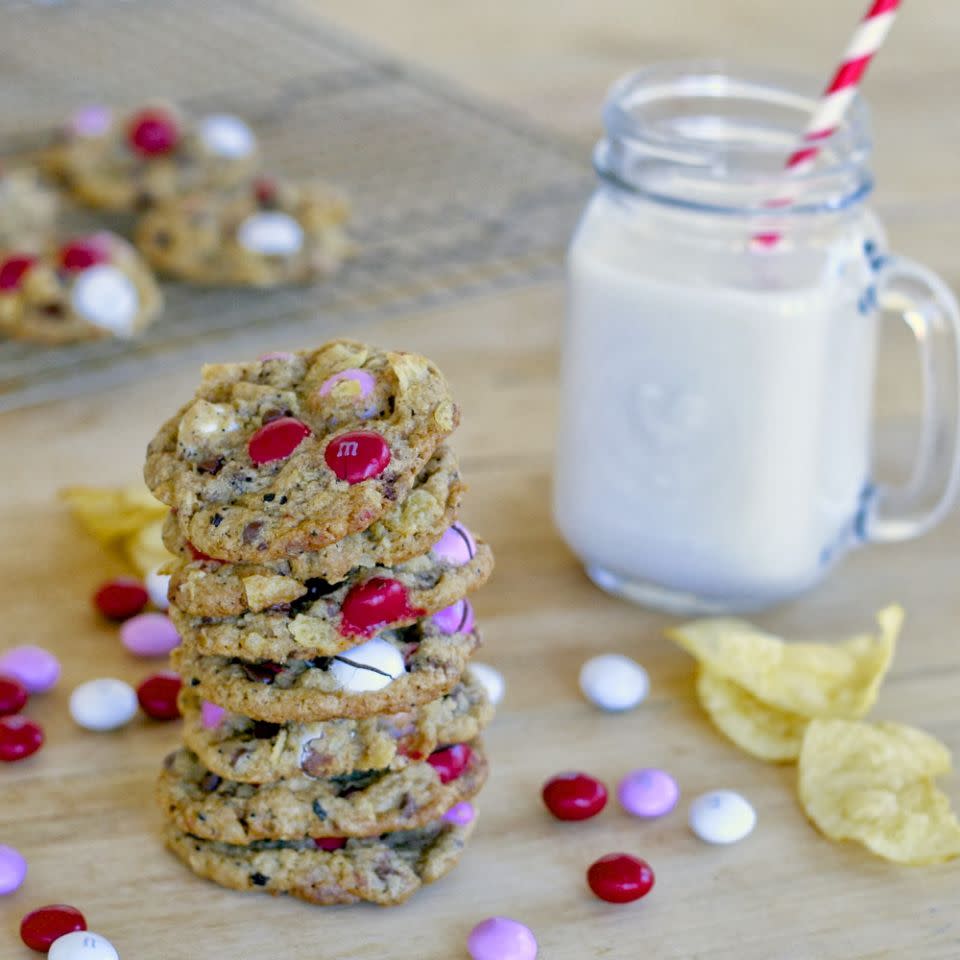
324, 431, 391, 484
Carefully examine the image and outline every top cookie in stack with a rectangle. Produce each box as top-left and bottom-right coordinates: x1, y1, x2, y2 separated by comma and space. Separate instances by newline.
146, 339, 496, 906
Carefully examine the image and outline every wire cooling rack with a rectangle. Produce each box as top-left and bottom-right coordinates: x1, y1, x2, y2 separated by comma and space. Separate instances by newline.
0, 0, 591, 409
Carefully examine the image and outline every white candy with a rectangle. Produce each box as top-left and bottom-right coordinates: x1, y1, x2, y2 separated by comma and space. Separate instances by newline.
146, 565, 171, 610
329, 638, 404, 693
71, 265, 139, 336
236, 212, 304, 257
579, 653, 649, 711
688, 790, 757, 845
469, 662, 505, 706
199, 113, 256, 158
69, 678, 138, 732
49, 931, 119, 960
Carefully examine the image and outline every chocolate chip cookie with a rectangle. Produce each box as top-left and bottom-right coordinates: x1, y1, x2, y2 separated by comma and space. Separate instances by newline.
135, 176, 352, 287
144, 340, 459, 562
0, 167, 58, 254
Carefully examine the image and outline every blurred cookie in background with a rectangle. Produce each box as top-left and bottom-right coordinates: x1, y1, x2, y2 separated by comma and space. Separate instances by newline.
0, 231, 162, 344
44, 102, 258, 212
135, 175, 353, 287
0, 167, 59, 254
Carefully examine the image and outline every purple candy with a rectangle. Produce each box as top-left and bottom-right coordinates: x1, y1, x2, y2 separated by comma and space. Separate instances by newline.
0, 844, 27, 895
432, 523, 476, 566
319, 368, 375, 399
431, 599, 474, 636
70, 104, 112, 137
120, 613, 180, 658
442, 801, 475, 826
201, 700, 226, 729
0, 645, 60, 693
617, 768, 679, 819
468, 917, 538, 960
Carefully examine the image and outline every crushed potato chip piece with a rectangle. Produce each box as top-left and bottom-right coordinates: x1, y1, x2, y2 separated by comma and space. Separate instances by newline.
799, 718, 960, 864
242, 574, 307, 613
697, 667, 807, 762
668, 606, 902, 719
61, 484, 168, 544
125, 518, 174, 577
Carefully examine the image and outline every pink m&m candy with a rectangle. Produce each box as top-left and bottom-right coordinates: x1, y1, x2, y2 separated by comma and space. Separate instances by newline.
0, 645, 60, 694
432, 523, 476, 565
258, 351, 295, 362
431, 599, 475, 635
201, 700, 226, 729
442, 801, 475, 826
468, 917, 537, 960
319, 368, 376, 399
618, 768, 679, 819
120, 613, 180, 657
69, 104, 112, 138
0, 845, 27, 894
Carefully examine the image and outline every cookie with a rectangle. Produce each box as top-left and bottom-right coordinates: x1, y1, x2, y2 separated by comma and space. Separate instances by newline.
135, 176, 352, 287
0, 167, 58, 254
163, 817, 474, 906
158, 741, 486, 844
179, 671, 493, 782
45, 102, 258, 211
144, 340, 459, 562
172, 621, 481, 723
162, 445, 465, 585
168, 539, 493, 661
0, 232, 162, 344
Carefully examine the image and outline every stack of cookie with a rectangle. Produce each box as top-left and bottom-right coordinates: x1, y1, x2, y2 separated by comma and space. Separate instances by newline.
144, 339, 495, 906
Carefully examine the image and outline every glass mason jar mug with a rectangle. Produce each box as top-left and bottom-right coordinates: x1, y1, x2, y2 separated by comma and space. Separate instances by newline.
554, 62, 960, 614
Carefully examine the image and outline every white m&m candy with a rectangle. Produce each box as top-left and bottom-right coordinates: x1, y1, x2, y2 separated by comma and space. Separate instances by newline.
49, 931, 119, 960
69, 678, 138, 731
470, 662, 505, 706
236, 212, 303, 257
688, 789, 756, 844
579, 654, 649, 711
71, 265, 139, 336
330, 639, 404, 693
145, 565, 171, 610
199, 114, 256, 158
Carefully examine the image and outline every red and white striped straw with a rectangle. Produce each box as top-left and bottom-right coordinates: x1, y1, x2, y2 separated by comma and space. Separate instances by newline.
753, 0, 901, 247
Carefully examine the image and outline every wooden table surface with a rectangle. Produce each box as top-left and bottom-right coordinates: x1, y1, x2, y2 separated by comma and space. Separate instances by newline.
3, 2, 959, 957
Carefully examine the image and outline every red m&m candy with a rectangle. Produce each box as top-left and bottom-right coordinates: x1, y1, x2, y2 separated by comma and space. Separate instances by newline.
542, 772, 608, 821
60, 236, 111, 272
339, 578, 425, 637
587, 853, 655, 903
314, 837, 347, 851
248, 417, 311, 465
324, 431, 390, 484
0, 675, 28, 717
427, 743, 473, 784
93, 577, 149, 621
0, 716, 44, 762
137, 672, 182, 721
0, 255, 36, 291
128, 109, 179, 155
20, 904, 87, 951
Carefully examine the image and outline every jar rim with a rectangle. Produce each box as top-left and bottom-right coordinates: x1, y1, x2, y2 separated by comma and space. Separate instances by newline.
596, 60, 873, 216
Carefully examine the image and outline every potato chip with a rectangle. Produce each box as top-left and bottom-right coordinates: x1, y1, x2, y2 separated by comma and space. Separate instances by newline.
61, 483, 168, 545
668, 606, 902, 719
124, 517, 174, 577
696, 667, 807, 762
798, 718, 960, 864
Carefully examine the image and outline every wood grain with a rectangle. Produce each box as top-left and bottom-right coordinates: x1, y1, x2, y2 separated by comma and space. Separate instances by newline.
2, 2, 959, 958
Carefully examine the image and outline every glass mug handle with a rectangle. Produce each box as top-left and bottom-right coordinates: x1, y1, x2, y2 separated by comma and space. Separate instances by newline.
860, 254, 960, 543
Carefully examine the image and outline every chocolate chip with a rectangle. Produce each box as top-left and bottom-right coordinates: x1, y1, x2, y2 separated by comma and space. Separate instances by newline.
279, 496, 288, 505
190, 678, 200, 686
197, 457, 224, 476
312, 799, 328, 820
211, 513, 223, 527
153, 230, 171, 249
301, 748, 332, 778
200, 773, 222, 792
252, 720, 281, 739
242, 521, 264, 545
308, 656, 333, 671
41, 302, 65, 318
289, 577, 337, 614
249, 872, 270, 886
262, 493, 276, 502
242, 661, 283, 683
